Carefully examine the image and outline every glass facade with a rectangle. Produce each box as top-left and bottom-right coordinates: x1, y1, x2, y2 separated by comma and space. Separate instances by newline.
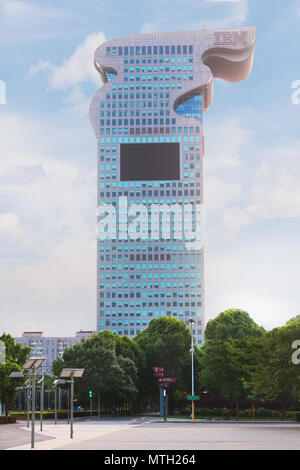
90, 28, 256, 346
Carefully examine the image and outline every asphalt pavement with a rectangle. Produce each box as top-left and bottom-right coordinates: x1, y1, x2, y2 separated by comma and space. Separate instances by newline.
2, 417, 300, 451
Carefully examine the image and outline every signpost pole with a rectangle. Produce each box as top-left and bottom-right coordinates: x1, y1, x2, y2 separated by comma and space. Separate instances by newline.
192, 400, 194, 424
160, 388, 164, 417
40, 375, 44, 431
70, 377, 74, 439
54, 387, 57, 425
26, 388, 30, 428
189, 319, 195, 423
31, 368, 36, 449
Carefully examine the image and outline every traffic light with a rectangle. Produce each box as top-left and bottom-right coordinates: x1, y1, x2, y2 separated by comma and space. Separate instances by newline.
89, 390, 92, 398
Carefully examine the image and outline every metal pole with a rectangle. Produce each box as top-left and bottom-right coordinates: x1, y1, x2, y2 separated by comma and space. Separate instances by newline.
31, 368, 36, 449
40, 375, 44, 431
163, 389, 167, 422
67, 388, 70, 424
191, 325, 194, 396
160, 388, 164, 417
98, 391, 101, 418
70, 377, 74, 439
54, 387, 57, 424
26, 388, 30, 428
58, 387, 62, 410
190, 321, 195, 423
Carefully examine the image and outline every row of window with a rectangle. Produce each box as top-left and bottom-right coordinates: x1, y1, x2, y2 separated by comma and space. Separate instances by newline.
100, 290, 202, 298
99, 136, 200, 145
99, 241, 202, 249
99, 118, 176, 127
106, 45, 194, 56
100, 189, 201, 197
99, 271, 201, 279
97, 328, 202, 343
110, 82, 183, 91
123, 56, 193, 65
123, 74, 193, 82
124, 64, 193, 73
99, 282, 202, 290
100, 310, 201, 318
99, 253, 201, 261
99, 180, 200, 188
99, 263, 201, 270
101, 100, 170, 108
105, 92, 170, 100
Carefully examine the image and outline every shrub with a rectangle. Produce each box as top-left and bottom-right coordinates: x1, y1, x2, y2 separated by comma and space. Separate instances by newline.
0, 416, 16, 424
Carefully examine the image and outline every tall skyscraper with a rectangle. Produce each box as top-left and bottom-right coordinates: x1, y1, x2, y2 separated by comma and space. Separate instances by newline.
90, 28, 256, 345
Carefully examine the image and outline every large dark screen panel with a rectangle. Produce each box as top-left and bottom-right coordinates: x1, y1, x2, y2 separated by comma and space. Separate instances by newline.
120, 143, 180, 181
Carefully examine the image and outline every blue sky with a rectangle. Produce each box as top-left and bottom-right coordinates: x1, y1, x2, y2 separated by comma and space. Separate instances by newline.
1, 0, 300, 336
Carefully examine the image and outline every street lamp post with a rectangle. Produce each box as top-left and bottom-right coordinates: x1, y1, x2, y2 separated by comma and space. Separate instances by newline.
59, 369, 85, 439
23, 358, 45, 449
53, 379, 66, 425
38, 376, 45, 431
25, 379, 31, 428
189, 319, 195, 424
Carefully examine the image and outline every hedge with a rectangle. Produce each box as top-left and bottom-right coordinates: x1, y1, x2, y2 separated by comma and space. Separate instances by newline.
9, 409, 132, 420
0, 416, 16, 424
180, 407, 286, 419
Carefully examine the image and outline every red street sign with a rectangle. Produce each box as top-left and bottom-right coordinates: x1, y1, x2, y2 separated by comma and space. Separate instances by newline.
152, 367, 164, 373
158, 377, 176, 383
154, 373, 164, 378
159, 383, 170, 388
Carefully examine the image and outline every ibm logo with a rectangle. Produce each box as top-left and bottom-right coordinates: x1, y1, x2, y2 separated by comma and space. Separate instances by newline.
214, 31, 248, 47
0, 80, 6, 104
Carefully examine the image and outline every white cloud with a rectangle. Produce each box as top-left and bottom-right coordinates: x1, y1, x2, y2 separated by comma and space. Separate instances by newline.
198, 0, 248, 27
28, 32, 106, 114
0, 213, 21, 237
140, 22, 158, 34
205, 236, 300, 330
203, 110, 300, 246
203, 109, 300, 329
0, 111, 97, 336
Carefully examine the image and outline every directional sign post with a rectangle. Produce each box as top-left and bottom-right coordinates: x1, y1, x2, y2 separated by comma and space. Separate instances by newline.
157, 378, 176, 384
152, 368, 176, 422
153, 367, 165, 416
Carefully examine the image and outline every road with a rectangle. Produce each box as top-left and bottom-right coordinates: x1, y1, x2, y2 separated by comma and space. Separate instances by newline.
3, 417, 300, 450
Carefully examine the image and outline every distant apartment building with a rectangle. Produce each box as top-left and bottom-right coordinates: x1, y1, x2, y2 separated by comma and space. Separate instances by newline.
14, 330, 96, 374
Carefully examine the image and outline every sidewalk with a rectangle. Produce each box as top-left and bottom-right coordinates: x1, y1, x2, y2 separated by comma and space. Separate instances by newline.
5, 419, 141, 451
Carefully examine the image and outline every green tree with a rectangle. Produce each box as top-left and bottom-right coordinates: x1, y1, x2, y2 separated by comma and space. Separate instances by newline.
0, 333, 31, 415
199, 310, 265, 418
249, 321, 300, 419
52, 331, 141, 410
134, 317, 196, 410
205, 309, 265, 341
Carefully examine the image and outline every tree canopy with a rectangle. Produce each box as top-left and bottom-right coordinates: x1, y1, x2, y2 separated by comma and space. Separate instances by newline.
52, 331, 142, 408
0, 333, 31, 413
134, 317, 197, 408
205, 309, 265, 341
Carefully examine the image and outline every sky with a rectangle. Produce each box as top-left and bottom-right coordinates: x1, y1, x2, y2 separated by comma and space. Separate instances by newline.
1, 0, 300, 336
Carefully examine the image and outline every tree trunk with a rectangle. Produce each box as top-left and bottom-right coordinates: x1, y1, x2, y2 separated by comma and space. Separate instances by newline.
236, 401, 239, 421
98, 391, 101, 418
281, 400, 286, 421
